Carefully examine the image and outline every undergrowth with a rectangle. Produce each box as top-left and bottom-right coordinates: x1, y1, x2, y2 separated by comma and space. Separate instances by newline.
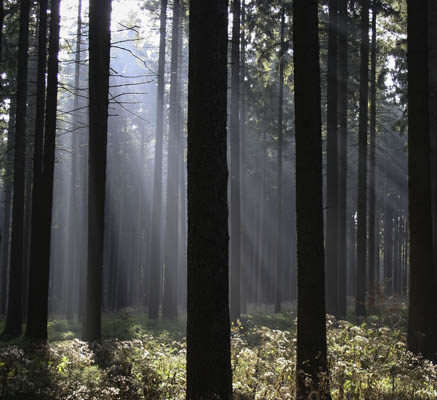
0, 305, 436, 399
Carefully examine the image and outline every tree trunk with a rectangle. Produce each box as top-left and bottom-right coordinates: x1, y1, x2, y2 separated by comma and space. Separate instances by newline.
24, 0, 48, 340
355, 0, 369, 318
407, 0, 437, 361
148, 0, 167, 320
274, 5, 285, 314
368, 0, 377, 310
429, 0, 437, 312
2, 0, 30, 339
240, 0, 248, 314
162, 0, 181, 320
0, 0, 4, 68
83, 0, 111, 342
66, 0, 83, 321
186, 1, 233, 398
25, 0, 61, 342
230, 0, 241, 322
177, 12, 186, 310
293, 0, 331, 398
326, 0, 339, 317
337, 0, 348, 319
384, 177, 393, 296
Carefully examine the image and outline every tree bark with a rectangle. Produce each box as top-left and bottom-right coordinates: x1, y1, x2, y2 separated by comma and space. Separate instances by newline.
83, 0, 111, 342
293, 0, 331, 398
230, 0, 241, 321
230, 0, 241, 322
368, 0, 377, 310
0, 97, 15, 315
24, 0, 48, 340
429, 0, 437, 310
355, 0, 369, 318
240, 0, 248, 314
25, 0, 61, 342
407, 0, 437, 361
326, 0, 339, 317
337, 0, 348, 319
66, 0, 82, 321
274, 5, 285, 314
2, 0, 30, 339
148, 0, 167, 320
384, 172, 393, 296
162, 0, 180, 320
186, 0, 233, 398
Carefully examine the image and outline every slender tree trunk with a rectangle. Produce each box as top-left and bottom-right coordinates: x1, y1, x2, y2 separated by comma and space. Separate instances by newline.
162, 0, 180, 320
77, 76, 88, 322
407, 0, 437, 361
293, 0, 331, 398
0, 98, 15, 315
178, 113, 187, 310
148, 0, 167, 320
230, 0, 241, 321
66, 0, 82, 320
355, 0, 369, 318
21, 116, 34, 322
177, 12, 186, 309
256, 130, 267, 305
326, 0, 339, 317
337, 0, 348, 319
0, 0, 4, 68
83, 0, 111, 342
186, 1, 233, 398
2, 0, 30, 339
368, 1, 377, 310
275, 5, 285, 314
384, 176, 393, 296
240, 0, 248, 314
348, 210, 357, 298
375, 202, 381, 293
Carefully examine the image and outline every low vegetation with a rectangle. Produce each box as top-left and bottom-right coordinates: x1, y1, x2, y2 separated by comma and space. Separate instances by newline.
0, 306, 436, 399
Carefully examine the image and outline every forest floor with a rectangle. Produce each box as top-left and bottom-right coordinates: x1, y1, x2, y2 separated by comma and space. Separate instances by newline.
0, 301, 436, 399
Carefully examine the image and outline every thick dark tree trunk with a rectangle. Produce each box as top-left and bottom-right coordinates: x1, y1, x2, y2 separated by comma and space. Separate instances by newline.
162, 0, 180, 320
293, 1, 331, 398
337, 0, 348, 319
368, 1, 377, 310
25, 0, 49, 340
83, 0, 111, 342
186, 1, 233, 398
429, 0, 437, 306
25, 0, 61, 342
326, 0, 339, 317
274, 5, 285, 314
355, 0, 369, 318
148, 0, 167, 320
230, 0, 241, 322
2, 0, 30, 339
407, 0, 437, 362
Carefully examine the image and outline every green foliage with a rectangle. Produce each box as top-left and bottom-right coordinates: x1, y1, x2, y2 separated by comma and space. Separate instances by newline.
0, 311, 436, 399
